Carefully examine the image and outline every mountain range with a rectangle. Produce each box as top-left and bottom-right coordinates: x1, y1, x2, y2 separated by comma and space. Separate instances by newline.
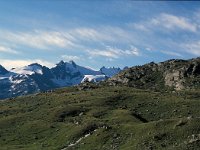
1, 58, 200, 149
2, 57, 200, 100
0, 61, 122, 99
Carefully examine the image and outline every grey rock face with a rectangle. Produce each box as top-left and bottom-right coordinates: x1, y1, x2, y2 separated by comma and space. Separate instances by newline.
108, 58, 200, 90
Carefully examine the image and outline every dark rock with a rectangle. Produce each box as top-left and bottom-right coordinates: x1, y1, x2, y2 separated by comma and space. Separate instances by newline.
107, 57, 200, 91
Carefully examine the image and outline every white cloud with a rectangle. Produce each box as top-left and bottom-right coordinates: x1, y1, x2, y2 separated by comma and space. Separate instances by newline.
182, 41, 200, 56
89, 49, 119, 58
0, 46, 19, 54
126, 45, 140, 56
151, 13, 197, 32
0, 26, 135, 52
88, 45, 140, 59
61, 55, 81, 61
70, 28, 113, 42
160, 50, 183, 57
145, 47, 153, 52
69, 26, 133, 44
128, 23, 150, 32
130, 13, 198, 33
0, 30, 76, 50
0, 59, 54, 70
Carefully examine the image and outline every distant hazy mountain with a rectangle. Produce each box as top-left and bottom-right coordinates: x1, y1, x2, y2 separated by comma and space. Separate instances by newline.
0, 61, 122, 99
100, 66, 121, 77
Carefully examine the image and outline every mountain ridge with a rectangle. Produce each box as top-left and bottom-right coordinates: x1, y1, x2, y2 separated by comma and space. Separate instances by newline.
2, 57, 200, 99
107, 57, 200, 91
0, 60, 122, 99
1, 58, 200, 149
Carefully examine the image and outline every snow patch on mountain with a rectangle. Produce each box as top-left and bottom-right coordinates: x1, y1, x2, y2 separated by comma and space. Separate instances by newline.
0, 72, 16, 80
0, 60, 123, 99
11, 63, 43, 75
81, 75, 107, 83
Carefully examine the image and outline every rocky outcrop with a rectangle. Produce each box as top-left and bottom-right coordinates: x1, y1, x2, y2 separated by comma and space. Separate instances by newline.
107, 58, 200, 90
164, 70, 184, 90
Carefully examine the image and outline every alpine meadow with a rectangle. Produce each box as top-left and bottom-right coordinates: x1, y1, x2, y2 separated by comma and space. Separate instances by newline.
0, 1, 200, 150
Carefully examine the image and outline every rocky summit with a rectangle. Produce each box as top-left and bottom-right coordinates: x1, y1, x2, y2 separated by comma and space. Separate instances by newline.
107, 57, 200, 91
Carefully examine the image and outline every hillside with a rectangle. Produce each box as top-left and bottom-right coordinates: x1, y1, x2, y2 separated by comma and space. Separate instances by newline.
108, 58, 200, 91
0, 85, 200, 150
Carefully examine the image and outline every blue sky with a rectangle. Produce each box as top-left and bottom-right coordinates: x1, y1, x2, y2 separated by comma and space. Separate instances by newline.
0, 0, 200, 70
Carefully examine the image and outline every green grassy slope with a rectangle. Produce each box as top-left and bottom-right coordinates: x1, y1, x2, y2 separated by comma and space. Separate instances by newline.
0, 86, 200, 150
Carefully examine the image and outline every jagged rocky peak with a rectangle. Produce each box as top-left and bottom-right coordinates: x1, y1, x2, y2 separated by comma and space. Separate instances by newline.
0, 61, 122, 99
101, 66, 105, 69
57, 60, 65, 66
56, 60, 77, 68
100, 66, 121, 77
100, 66, 121, 70
28, 63, 43, 68
0, 65, 9, 75
69, 60, 77, 67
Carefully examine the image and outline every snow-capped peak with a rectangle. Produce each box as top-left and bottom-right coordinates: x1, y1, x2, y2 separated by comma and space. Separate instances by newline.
56, 60, 65, 66
0, 61, 123, 100
11, 63, 43, 75
29, 63, 42, 67
54, 60, 101, 75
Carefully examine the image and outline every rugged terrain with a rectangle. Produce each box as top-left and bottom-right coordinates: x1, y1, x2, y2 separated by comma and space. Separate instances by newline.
0, 85, 200, 150
0, 58, 200, 150
0, 61, 121, 99
108, 58, 200, 91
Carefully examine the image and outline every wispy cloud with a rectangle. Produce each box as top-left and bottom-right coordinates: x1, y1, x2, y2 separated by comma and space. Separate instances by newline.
0, 30, 76, 50
89, 49, 119, 58
70, 28, 113, 42
0, 26, 135, 52
0, 26, 141, 67
88, 45, 140, 59
128, 23, 150, 32
131, 13, 198, 33
126, 12, 200, 58
151, 13, 197, 32
69, 26, 133, 44
160, 50, 183, 57
61, 55, 81, 61
182, 41, 200, 56
0, 45, 19, 54
0, 12, 198, 63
